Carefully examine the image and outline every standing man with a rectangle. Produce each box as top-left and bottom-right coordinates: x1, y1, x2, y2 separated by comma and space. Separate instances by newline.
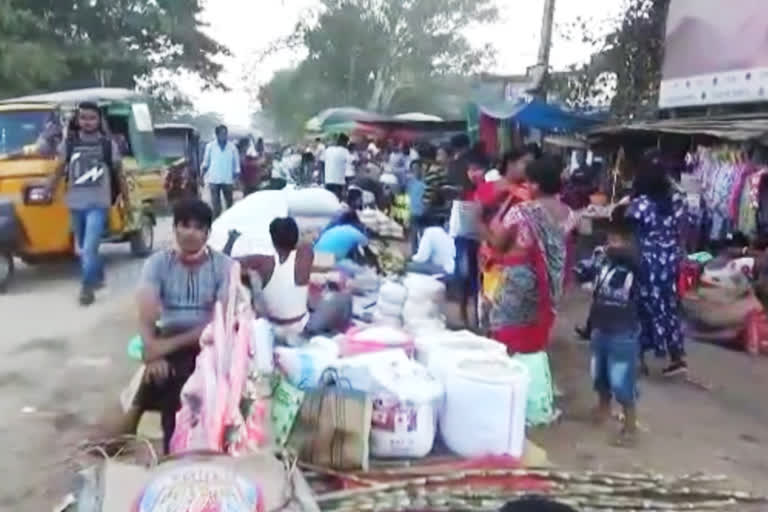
202, 125, 240, 218
322, 134, 351, 200
48, 101, 126, 306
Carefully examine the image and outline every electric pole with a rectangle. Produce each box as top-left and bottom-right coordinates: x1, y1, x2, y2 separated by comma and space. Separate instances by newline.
533, 0, 557, 98
537, 0, 557, 69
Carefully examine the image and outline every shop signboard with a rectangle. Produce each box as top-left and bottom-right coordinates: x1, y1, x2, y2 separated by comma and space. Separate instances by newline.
659, 0, 768, 109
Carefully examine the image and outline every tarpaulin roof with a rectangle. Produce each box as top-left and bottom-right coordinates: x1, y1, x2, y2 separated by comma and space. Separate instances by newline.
589, 113, 768, 143
305, 107, 387, 132
473, 98, 603, 133
306, 107, 461, 133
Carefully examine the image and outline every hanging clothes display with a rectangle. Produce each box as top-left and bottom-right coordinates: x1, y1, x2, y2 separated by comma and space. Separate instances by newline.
691, 147, 768, 244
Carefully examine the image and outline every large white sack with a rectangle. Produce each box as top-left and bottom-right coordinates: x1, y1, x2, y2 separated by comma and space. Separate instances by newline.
439, 355, 529, 458
369, 359, 443, 458
414, 330, 506, 374
379, 281, 408, 306
286, 187, 342, 217
208, 190, 289, 256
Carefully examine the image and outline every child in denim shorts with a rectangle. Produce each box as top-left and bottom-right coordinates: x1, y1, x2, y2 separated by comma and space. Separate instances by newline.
580, 206, 642, 444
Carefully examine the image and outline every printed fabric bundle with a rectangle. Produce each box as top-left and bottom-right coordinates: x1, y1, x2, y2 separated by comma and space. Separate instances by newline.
170, 262, 268, 455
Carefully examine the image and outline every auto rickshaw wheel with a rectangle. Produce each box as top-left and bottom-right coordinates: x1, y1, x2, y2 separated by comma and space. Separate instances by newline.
0, 251, 14, 293
129, 214, 154, 258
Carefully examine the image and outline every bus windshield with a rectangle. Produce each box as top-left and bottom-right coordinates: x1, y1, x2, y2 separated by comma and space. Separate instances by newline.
0, 110, 54, 155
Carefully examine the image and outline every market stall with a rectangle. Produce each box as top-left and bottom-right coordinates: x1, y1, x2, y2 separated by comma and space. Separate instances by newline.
587, 114, 768, 357
467, 97, 604, 157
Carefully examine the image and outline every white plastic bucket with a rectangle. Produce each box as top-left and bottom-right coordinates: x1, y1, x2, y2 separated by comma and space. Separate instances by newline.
439, 355, 529, 458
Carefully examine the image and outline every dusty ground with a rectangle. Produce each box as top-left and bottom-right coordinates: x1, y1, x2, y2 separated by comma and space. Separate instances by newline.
1, 224, 767, 509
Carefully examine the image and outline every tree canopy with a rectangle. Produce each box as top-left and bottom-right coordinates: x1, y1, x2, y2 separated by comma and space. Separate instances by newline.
255, 0, 497, 139
553, 0, 670, 119
0, 0, 228, 100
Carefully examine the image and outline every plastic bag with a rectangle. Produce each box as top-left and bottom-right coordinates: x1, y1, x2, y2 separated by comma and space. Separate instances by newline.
270, 375, 305, 447
250, 319, 275, 374
274, 339, 339, 390
341, 326, 414, 357
745, 309, 768, 356
512, 352, 555, 427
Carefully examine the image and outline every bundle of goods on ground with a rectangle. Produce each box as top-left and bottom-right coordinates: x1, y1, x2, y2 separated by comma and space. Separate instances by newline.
208, 186, 404, 259
681, 252, 768, 355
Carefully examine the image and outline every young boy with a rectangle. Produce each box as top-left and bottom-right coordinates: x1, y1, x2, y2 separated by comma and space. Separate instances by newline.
581, 206, 642, 444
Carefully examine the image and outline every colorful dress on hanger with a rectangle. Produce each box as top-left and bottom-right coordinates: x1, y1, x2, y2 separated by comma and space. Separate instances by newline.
627, 193, 686, 359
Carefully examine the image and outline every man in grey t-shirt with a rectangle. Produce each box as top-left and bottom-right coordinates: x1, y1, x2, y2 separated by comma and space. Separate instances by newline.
48, 101, 124, 305
134, 198, 232, 452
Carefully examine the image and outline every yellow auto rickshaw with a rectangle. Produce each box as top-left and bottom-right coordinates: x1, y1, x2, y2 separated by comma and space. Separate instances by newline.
0, 88, 167, 291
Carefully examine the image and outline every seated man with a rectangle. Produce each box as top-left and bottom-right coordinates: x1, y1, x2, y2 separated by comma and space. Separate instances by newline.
240, 217, 352, 343
407, 214, 455, 276
134, 199, 233, 453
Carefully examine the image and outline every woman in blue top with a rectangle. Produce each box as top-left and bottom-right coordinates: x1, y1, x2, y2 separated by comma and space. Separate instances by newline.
627, 152, 687, 377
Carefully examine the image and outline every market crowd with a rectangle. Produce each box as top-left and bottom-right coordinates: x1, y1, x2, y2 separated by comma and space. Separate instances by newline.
111, 123, 701, 455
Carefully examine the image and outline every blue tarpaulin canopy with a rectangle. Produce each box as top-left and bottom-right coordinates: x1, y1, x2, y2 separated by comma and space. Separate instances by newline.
472, 97, 604, 133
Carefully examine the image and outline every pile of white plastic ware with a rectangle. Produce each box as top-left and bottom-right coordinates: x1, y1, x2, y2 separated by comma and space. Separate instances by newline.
268, 272, 531, 461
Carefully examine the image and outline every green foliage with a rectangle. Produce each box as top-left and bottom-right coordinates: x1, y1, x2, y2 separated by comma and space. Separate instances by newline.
0, 0, 227, 101
554, 0, 670, 119
255, 0, 497, 139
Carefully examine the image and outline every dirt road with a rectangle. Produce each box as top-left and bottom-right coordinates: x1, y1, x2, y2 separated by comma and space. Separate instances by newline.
0, 217, 172, 509
1, 224, 767, 509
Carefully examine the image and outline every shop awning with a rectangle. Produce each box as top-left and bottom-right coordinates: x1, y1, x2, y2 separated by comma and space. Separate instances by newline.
472, 98, 603, 133
589, 113, 768, 143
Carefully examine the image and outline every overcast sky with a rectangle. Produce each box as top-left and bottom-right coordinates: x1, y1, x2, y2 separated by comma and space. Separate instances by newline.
192, 0, 628, 127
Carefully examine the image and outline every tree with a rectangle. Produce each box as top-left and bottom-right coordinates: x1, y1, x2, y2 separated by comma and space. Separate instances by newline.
254, 0, 497, 138
554, 0, 670, 119
0, 1, 66, 97
0, 0, 228, 99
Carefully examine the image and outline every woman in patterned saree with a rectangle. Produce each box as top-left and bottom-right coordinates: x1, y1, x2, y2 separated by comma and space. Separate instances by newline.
478, 156, 577, 425
479, 155, 578, 354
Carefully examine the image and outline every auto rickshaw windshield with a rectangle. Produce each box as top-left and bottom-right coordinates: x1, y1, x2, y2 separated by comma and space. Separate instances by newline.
155, 130, 188, 159
0, 110, 53, 154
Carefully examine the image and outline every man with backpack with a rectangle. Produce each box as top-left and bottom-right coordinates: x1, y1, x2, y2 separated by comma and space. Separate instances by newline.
48, 101, 126, 305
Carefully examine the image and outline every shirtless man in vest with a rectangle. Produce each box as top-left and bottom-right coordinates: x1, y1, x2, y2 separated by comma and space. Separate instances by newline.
239, 217, 351, 344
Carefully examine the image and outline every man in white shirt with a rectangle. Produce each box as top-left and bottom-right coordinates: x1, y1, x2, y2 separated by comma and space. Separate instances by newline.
202, 124, 241, 218
345, 144, 359, 182
407, 215, 455, 276
322, 133, 351, 200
